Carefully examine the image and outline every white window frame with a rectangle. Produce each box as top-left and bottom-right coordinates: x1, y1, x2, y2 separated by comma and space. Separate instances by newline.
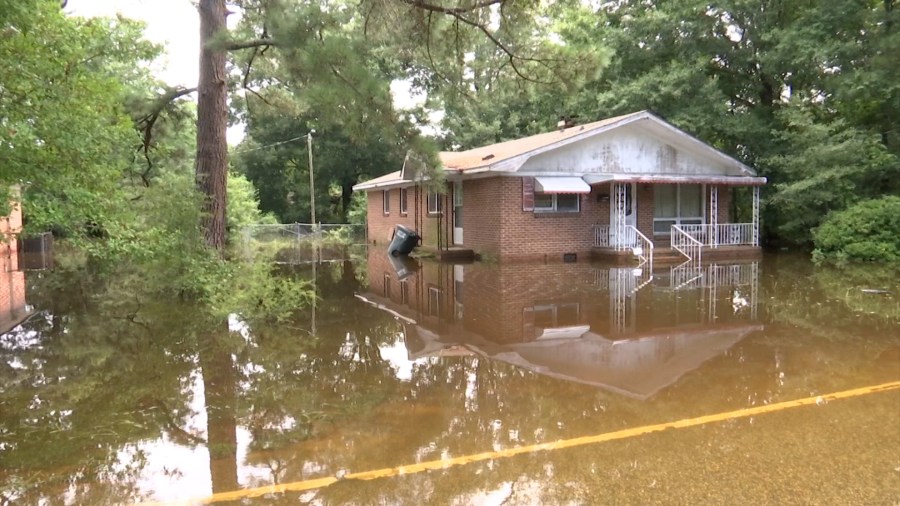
653, 184, 705, 235
427, 192, 443, 215
382, 189, 390, 214
534, 193, 580, 213
428, 286, 442, 316
399, 188, 408, 215
532, 302, 581, 328
400, 280, 409, 304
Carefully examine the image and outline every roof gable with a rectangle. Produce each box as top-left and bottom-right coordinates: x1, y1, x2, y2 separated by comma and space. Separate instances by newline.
439, 111, 646, 171
440, 111, 756, 177
354, 111, 760, 191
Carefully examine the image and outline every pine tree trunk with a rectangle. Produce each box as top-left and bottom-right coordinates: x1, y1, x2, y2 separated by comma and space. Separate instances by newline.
196, 0, 228, 252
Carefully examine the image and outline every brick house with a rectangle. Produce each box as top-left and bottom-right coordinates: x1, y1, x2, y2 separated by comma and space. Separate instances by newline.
354, 111, 765, 263
1, 189, 27, 335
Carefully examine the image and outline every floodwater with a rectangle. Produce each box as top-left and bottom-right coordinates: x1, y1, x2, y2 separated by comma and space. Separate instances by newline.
1, 247, 898, 505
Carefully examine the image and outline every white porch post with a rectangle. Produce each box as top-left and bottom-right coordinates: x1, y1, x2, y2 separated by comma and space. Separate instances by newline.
752, 186, 760, 247
613, 183, 627, 251
709, 186, 718, 248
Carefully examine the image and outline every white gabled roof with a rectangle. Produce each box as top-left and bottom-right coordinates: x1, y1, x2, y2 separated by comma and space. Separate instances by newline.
354, 111, 763, 191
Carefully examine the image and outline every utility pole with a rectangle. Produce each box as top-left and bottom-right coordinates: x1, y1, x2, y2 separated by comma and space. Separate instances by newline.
307, 129, 316, 228
308, 129, 317, 336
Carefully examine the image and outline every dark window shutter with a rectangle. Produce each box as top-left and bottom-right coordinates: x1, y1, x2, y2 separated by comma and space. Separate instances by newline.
522, 177, 535, 211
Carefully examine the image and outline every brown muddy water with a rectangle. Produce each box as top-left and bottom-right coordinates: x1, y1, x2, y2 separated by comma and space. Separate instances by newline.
1, 248, 898, 505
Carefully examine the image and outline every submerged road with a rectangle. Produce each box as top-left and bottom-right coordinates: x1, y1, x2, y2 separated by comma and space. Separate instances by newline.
144, 381, 900, 505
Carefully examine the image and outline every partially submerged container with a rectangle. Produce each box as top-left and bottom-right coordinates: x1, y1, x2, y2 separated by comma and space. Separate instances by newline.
388, 224, 419, 257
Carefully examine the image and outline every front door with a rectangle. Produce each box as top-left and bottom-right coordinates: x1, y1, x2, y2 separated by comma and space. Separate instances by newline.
453, 181, 463, 245
610, 183, 636, 247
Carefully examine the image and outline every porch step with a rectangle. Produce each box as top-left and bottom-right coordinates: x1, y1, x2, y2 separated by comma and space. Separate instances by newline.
652, 248, 690, 264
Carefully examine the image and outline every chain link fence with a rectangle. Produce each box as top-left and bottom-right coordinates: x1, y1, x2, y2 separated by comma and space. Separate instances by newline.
241, 223, 367, 263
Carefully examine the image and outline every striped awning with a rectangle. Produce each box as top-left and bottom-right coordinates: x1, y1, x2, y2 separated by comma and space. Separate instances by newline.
535, 176, 591, 194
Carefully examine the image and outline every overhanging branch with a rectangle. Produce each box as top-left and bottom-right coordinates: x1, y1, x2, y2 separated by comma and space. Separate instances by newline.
134, 86, 197, 185
224, 38, 279, 51
398, 0, 566, 85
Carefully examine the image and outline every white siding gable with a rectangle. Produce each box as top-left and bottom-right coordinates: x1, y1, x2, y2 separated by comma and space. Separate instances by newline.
518, 124, 745, 177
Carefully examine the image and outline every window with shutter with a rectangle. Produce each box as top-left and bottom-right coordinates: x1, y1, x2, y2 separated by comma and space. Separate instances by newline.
522, 177, 535, 211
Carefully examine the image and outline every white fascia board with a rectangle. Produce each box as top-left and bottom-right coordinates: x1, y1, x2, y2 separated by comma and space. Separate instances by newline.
352, 179, 415, 192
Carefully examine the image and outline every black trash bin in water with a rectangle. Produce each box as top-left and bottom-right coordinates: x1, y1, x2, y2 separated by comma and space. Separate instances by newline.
388, 224, 419, 257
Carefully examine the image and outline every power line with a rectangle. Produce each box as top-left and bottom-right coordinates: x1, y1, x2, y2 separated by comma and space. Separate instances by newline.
232, 134, 309, 154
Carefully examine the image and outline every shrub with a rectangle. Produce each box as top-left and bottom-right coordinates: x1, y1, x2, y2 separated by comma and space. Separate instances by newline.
813, 196, 900, 264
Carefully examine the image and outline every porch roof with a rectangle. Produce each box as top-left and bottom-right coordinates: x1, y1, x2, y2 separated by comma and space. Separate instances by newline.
583, 174, 767, 186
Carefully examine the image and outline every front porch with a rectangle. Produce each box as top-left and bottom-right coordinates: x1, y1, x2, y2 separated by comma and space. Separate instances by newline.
591, 222, 762, 265
591, 182, 761, 266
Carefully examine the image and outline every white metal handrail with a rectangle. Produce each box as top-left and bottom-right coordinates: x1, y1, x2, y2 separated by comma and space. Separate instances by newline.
671, 225, 703, 263
593, 224, 654, 269
678, 223, 755, 248
629, 226, 654, 271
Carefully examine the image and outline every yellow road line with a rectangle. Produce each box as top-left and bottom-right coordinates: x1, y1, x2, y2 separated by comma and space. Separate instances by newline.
137, 380, 900, 506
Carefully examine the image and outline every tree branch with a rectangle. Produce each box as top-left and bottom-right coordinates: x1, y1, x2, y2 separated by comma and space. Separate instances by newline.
400, 0, 563, 85
224, 38, 278, 51
399, 0, 505, 15
134, 86, 197, 184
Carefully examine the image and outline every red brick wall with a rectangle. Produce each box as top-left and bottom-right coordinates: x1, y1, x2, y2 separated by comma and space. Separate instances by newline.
468, 177, 609, 261
636, 183, 654, 240
715, 185, 732, 224
365, 186, 452, 249
460, 178, 502, 255
366, 180, 743, 260
1, 195, 25, 333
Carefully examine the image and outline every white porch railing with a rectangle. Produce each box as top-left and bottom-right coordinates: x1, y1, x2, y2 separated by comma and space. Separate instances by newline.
593, 224, 654, 269
671, 225, 703, 264
678, 223, 756, 248
594, 224, 611, 248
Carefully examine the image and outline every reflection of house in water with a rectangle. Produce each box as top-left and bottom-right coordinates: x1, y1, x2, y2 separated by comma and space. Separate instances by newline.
361, 249, 762, 399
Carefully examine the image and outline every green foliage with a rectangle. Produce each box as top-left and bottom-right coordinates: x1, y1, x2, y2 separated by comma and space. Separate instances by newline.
64, 169, 313, 323
428, 0, 899, 250
765, 106, 899, 244
812, 196, 900, 264
0, 1, 159, 237
347, 190, 367, 225
227, 171, 277, 238
234, 112, 409, 223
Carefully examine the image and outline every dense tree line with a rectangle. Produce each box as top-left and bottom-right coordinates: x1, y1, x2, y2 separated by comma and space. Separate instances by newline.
1, 0, 896, 265
421, 0, 898, 259
229, 0, 897, 262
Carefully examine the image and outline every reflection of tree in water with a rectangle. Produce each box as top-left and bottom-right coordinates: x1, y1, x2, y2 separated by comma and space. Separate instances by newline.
0, 269, 200, 504
4, 257, 899, 504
